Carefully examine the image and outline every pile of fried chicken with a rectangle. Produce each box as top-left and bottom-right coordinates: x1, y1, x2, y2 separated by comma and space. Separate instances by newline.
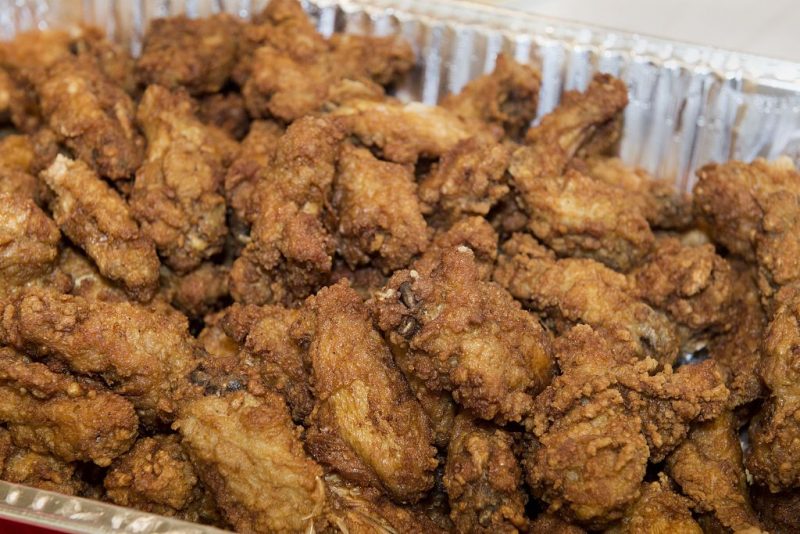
0, 0, 799, 532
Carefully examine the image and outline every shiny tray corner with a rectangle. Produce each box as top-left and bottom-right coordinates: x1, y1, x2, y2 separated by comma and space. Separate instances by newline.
0, 0, 799, 532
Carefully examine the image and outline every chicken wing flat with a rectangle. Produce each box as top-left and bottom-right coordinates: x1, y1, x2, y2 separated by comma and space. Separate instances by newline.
294, 280, 437, 502
43, 155, 160, 302
230, 116, 342, 305
0, 288, 199, 425
510, 74, 652, 271
34, 57, 143, 180
136, 14, 241, 95
175, 391, 327, 533
442, 54, 541, 140
747, 284, 800, 491
581, 156, 692, 230
371, 246, 553, 424
132, 85, 237, 273
104, 435, 221, 524
220, 303, 313, 422
667, 411, 761, 532
494, 233, 680, 365
0, 193, 60, 294
0, 348, 138, 466
629, 236, 735, 351
526, 326, 728, 526
0, 428, 86, 496
334, 144, 429, 272
159, 263, 229, 319
418, 138, 511, 227
444, 414, 528, 533
606, 474, 702, 534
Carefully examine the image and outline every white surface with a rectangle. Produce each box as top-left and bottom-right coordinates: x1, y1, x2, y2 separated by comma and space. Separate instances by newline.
478, 0, 800, 62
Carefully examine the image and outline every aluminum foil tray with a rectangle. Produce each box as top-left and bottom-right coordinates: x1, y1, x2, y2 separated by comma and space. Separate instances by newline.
0, 0, 799, 532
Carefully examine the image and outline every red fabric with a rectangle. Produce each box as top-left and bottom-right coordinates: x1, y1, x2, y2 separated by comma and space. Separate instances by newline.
0, 518, 65, 534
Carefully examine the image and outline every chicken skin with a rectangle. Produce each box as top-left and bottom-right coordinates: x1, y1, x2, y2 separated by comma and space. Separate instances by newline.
294, 280, 437, 502
510, 74, 653, 272
371, 246, 554, 424
0, 288, 200, 425
525, 326, 728, 527
494, 233, 680, 365
132, 85, 237, 273
175, 391, 327, 534
43, 155, 160, 302
0, 348, 138, 466
444, 414, 528, 533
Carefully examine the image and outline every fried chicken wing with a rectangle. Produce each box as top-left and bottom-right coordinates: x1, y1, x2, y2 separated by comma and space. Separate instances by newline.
0, 428, 86, 496
418, 216, 499, 281
43, 155, 160, 302
132, 85, 237, 273
606, 474, 702, 534
629, 236, 735, 351
371, 246, 553, 424
494, 233, 680, 365
509, 74, 651, 271
0, 348, 138, 466
34, 57, 143, 179
444, 414, 528, 533
526, 326, 728, 526
230, 116, 342, 305
0, 288, 200, 424
667, 411, 761, 531
104, 435, 220, 524
418, 138, 511, 227
442, 54, 540, 139
754, 188, 800, 302
294, 280, 437, 502
582, 156, 692, 230
175, 391, 327, 533
334, 144, 429, 272
136, 14, 241, 95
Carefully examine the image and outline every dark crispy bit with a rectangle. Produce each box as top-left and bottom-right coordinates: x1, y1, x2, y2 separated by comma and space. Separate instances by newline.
372, 247, 553, 424
43, 155, 160, 302
131, 85, 237, 273
444, 414, 528, 533
442, 54, 541, 139
35, 57, 143, 180
196, 92, 250, 140
0, 348, 138, 466
160, 263, 229, 319
136, 14, 242, 95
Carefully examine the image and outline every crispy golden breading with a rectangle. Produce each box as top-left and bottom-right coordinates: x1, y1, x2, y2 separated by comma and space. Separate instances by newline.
220, 303, 313, 422
667, 411, 761, 532
175, 391, 327, 533
526, 326, 728, 526
0, 428, 86, 496
160, 263, 229, 319
0, 193, 60, 293
69, 26, 137, 95
751, 487, 800, 534
334, 144, 429, 272
418, 138, 512, 226
331, 98, 494, 164
372, 247, 553, 424
629, 236, 735, 350
56, 247, 129, 303
136, 14, 241, 95
197, 92, 250, 140
529, 514, 586, 534
607, 474, 702, 534
327, 33, 415, 86
0, 135, 45, 203
444, 414, 528, 533
0, 288, 200, 425
230, 116, 342, 306
43, 155, 160, 302
329, 261, 388, 301
495, 233, 680, 365
294, 281, 437, 502
754, 189, 800, 302
510, 74, 653, 271
0, 348, 138, 466
132, 85, 237, 273
582, 156, 692, 230
419, 216, 499, 281
34, 57, 143, 180
104, 435, 221, 524
747, 284, 800, 491
442, 55, 541, 139
707, 262, 767, 408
